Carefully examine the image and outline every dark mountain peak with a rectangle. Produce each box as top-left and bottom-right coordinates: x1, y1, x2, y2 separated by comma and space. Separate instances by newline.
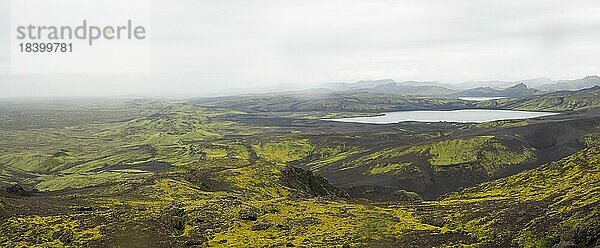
516, 77, 555, 88
500, 83, 542, 97
507, 83, 529, 90
453, 82, 540, 98
370, 82, 400, 92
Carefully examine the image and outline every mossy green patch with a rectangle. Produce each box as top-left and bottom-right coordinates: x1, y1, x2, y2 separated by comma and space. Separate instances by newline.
36, 171, 151, 191
369, 162, 412, 175
426, 136, 494, 166
353, 136, 535, 176
581, 133, 600, 147
0, 215, 102, 247
253, 139, 313, 164
307, 145, 364, 170
474, 120, 528, 128
208, 199, 436, 247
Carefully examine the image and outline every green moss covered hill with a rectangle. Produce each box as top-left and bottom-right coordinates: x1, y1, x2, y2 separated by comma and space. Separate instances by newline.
440, 145, 600, 247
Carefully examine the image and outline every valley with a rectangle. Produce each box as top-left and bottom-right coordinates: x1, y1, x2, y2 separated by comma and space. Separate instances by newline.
0, 84, 599, 247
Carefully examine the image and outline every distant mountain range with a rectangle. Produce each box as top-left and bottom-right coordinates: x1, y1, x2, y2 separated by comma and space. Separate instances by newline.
452, 77, 554, 90
312, 80, 456, 96
450, 83, 543, 98
367, 82, 454, 96
310, 76, 600, 98
537, 76, 600, 91
194, 75, 600, 99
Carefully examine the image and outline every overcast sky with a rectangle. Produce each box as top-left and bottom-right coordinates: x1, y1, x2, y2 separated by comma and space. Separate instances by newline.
1, 0, 600, 97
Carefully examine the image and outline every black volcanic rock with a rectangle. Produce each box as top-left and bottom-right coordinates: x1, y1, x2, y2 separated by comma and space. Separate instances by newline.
280, 166, 348, 198
5, 184, 34, 196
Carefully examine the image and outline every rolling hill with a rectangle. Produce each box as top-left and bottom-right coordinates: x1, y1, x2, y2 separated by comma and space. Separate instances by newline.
499, 85, 600, 111
452, 83, 543, 98
441, 145, 600, 247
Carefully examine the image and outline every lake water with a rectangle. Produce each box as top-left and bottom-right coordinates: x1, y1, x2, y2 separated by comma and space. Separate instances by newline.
324, 109, 558, 124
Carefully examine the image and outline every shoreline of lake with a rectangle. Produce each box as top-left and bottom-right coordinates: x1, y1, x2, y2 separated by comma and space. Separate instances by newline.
323, 109, 559, 124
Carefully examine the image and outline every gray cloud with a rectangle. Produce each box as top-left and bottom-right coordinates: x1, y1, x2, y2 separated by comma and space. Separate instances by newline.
2, 0, 600, 97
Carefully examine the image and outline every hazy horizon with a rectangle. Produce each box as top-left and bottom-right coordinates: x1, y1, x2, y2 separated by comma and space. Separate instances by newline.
1, 74, 598, 99
2, 0, 600, 97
